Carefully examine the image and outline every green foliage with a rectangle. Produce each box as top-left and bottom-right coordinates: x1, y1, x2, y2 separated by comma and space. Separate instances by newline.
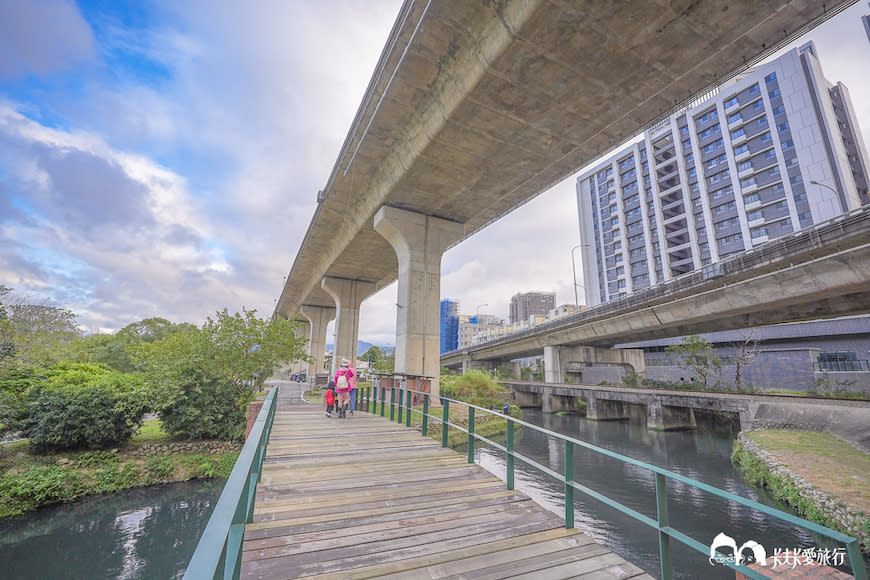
0, 465, 85, 516
157, 370, 247, 440
95, 462, 140, 493
22, 364, 148, 452
362, 346, 395, 374
666, 335, 722, 388
440, 370, 509, 408
0, 287, 80, 368
143, 455, 176, 485
622, 370, 644, 388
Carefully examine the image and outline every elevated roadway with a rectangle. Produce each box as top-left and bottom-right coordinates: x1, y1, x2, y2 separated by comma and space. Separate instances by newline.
273, 0, 857, 384
441, 206, 870, 368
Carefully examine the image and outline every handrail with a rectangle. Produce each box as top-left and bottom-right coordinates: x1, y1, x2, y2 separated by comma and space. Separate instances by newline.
184, 387, 279, 580
358, 383, 868, 580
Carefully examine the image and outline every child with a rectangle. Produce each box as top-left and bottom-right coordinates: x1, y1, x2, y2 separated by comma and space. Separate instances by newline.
324, 381, 336, 418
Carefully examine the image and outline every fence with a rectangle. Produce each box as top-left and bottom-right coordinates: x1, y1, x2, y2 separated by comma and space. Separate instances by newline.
183, 387, 278, 580
356, 383, 867, 580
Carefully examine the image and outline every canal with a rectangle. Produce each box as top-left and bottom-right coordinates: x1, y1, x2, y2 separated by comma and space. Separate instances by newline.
474, 407, 852, 579
0, 478, 223, 579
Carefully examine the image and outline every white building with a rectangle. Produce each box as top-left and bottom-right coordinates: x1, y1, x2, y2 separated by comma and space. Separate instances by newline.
576, 42, 870, 307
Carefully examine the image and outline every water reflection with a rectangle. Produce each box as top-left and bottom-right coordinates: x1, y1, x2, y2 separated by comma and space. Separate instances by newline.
474, 409, 845, 579
0, 479, 224, 579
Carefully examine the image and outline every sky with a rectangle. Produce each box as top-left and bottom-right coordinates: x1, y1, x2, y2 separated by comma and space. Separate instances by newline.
1, 1, 869, 346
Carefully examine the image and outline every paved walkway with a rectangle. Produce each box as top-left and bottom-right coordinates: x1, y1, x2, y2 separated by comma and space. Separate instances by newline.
240, 387, 651, 579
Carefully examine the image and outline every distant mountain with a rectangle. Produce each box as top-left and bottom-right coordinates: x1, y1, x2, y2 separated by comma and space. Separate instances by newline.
325, 341, 395, 356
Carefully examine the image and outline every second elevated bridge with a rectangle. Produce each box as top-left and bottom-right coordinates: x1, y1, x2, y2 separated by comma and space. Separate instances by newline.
442, 206, 870, 382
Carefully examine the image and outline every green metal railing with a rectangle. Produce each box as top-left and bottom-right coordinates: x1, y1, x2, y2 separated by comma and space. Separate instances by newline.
358, 383, 868, 580
184, 387, 278, 580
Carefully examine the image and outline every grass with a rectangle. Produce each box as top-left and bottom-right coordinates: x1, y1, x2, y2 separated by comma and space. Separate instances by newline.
745, 430, 870, 517
129, 419, 171, 445
0, 418, 239, 519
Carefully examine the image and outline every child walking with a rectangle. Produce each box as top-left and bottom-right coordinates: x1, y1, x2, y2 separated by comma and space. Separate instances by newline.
324, 381, 336, 418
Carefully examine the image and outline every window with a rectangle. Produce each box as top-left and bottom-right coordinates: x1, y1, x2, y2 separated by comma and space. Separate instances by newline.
772, 104, 785, 116
747, 209, 763, 221
724, 96, 739, 108
782, 139, 794, 150
737, 160, 752, 172
687, 167, 696, 178
748, 84, 761, 95
741, 176, 757, 188
734, 144, 750, 156
769, 88, 781, 99
750, 226, 768, 238
756, 116, 768, 127
777, 122, 790, 133
680, 125, 689, 137
764, 72, 777, 83
731, 128, 745, 139
683, 139, 692, 149
790, 174, 803, 185
728, 113, 742, 124
768, 167, 780, 178
760, 132, 773, 144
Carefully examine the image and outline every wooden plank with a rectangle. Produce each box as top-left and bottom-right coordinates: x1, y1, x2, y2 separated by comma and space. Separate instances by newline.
241, 402, 647, 580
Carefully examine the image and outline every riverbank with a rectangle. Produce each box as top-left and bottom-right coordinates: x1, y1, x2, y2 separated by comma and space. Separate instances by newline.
732, 429, 870, 554
0, 421, 240, 519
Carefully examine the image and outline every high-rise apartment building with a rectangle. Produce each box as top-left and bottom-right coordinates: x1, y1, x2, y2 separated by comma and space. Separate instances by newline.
439, 299, 459, 353
576, 42, 869, 307
510, 291, 556, 324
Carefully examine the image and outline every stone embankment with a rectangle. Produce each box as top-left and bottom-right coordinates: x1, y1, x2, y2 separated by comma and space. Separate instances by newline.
130, 441, 241, 457
736, 432, 869, 554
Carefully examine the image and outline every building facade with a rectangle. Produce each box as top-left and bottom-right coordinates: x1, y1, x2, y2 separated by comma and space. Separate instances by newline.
509, 291, 556, 324
576, 42, 869, 307
439, 299, 459, 353
459, 314, 505, 349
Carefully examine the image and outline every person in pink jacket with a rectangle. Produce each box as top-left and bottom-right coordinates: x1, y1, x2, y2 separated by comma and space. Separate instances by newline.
334, 358, 355, 418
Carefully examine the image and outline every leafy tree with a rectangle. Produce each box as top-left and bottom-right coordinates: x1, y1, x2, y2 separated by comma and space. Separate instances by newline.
158, 370, 246, 440
361, 345, 394, 374
0, 288, 79, 368
131, 309, 309, 438
666, 335, 722, 389
73, 318, 194, 373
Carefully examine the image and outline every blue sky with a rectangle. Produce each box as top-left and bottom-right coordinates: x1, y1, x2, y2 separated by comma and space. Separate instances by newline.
1, 1, 869, 345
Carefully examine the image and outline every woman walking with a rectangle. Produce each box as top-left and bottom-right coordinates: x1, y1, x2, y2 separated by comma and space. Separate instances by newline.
334, 358, 355, 418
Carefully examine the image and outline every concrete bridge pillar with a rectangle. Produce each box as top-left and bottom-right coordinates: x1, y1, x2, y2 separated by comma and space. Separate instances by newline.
513, 390, 541, 408
299, 305, 335, 381
374, 206, 464, 398
510, 361, 522, 379
586, 397, 630, 421
542, 393, 580, 414
647, 402, 697, 431
321, 277, 377, 376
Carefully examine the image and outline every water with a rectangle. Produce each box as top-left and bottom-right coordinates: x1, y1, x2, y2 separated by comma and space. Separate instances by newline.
0, 479, 224, 579
473, 408, 857, 579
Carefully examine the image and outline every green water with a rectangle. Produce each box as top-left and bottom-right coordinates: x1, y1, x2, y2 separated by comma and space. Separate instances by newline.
0, 479, 224, 579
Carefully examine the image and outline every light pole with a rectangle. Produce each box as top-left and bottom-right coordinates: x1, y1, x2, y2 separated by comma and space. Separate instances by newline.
571, 245, 585, 309
810, 180, 838, 197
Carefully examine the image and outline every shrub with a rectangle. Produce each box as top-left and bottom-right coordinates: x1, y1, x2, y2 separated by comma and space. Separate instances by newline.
0, 465, 84, 514
24, 369, 148, 452
440, 370, 509, 409
158, 371, 247, 441
143, 455, 175, 485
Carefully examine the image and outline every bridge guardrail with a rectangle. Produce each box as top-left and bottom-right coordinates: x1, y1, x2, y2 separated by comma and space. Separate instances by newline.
357, 383, 868, 580
183, 386, 278, 580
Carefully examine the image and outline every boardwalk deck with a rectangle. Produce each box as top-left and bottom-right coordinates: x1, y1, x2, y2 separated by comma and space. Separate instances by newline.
241, 389, 652, 580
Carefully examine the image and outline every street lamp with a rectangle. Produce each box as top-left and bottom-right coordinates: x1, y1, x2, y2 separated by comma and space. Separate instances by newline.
810, 180, 838, 197
570, 245, 586, 309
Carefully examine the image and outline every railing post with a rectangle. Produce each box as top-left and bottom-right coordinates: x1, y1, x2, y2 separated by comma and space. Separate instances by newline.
390, 387, 396, 421
564, 440, 574, 529
441, 399, 449, 447
380, 385, 386, 417
506, 418, 514, 490
405, 389, 412, 427
655, 473, 673, 580
397, 385, 404, 424
467, 407, 475, 463
422, 395, 429, 436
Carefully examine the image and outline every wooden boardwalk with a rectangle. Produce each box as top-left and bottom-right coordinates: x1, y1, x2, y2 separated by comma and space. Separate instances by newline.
240, 390, 652, 579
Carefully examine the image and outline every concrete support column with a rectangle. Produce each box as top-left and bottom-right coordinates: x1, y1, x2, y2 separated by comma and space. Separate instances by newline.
648, 402, 697, 431
374, 206, 464, 397
299, 305, 335, 381
510, 361, 522, 379
321, 277, 377, 376
543, 346, 564, 383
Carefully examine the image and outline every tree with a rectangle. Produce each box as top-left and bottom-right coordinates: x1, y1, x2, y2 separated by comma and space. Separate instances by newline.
666, 335, 722, 389
0, 287, 79, 369
732, 330, 761, 392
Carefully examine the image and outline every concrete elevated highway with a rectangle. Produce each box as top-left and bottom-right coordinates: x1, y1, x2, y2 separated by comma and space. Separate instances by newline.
274, 0, 857, 392
441, 206, 870, 381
